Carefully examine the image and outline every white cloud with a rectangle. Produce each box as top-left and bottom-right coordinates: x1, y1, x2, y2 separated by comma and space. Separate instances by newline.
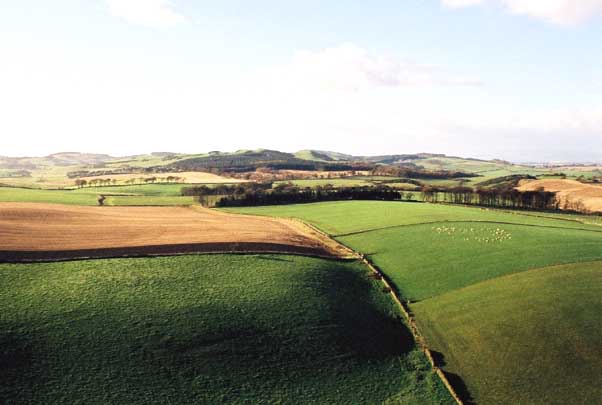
256, 43, 482, 93
442, 0, 602, 25
105, 0, 186, 28
442, 0, 484, 8
1, 41, 600, 161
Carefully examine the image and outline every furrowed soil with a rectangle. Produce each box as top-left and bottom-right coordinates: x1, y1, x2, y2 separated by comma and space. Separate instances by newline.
0, 203, 350, 261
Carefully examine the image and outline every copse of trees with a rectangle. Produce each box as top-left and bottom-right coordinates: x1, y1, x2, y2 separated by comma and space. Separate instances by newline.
215, 185, 402, 207
181, 182, 273, 197
183, 182, 402, 207
421, 185, 559, 211
74, 176, 184, 188
371, 165, 478, 180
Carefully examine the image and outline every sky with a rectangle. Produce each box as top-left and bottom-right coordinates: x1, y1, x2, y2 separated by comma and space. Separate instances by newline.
1, 1, 602, 162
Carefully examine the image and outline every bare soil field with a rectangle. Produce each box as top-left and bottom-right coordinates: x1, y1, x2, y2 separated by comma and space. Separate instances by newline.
78, 171, 247, 184
517, 179, 602, 213
0, 171, 245, 189
0, 203, 350, 261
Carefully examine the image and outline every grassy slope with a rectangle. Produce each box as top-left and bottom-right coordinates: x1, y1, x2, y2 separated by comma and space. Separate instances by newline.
225, 201, 602, 403
0, 187, 99, 205
223, 201, 601, 235
71, 183, 193, 196
340, 222, 602, 300
0, 254, 452, 404
413, 261, 602, 404
0, 186, 196, 206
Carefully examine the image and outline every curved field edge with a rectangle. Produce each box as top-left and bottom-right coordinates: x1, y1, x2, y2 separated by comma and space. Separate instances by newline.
0, 203, 353, 261
339, 221, 602, 300
0, 242, 349, 263
0, 254, 453, 404
221, 201, 602, 236
412, 261, 602, 404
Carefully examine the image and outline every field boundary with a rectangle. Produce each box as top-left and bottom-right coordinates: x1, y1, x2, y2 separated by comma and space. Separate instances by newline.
334, 219, 602, 238
359, 254, 465, 405
290, 218, 359, 259
0, 242, 349, 263
292, 218, 465, 405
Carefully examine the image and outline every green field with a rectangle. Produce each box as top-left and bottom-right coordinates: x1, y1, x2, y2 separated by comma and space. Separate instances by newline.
103, 195, 196, 206
340, 222, 602, 300
71, 183, 192, 196
223, 200, 602, 235
0, 187, 99, 205
0, 254, 451, 404
0, 186, 196, 206
413, 261, 602, 404
226, 201, 602, 403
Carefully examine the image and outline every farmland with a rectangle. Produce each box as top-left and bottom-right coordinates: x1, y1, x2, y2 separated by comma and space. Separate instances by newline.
0, 203, 350, 261
3, 150, 602, 403
518, 178, 602, 213
413, 261, 602, 404
227, 201, 602, 403
0, 254, 452, 403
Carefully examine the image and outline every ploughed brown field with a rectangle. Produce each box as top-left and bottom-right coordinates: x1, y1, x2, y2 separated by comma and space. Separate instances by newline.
517, 179, 602, 213
0, 203, 351, 261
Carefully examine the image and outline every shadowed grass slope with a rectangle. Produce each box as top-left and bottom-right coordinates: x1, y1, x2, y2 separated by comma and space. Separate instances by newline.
0, 254, 452, 404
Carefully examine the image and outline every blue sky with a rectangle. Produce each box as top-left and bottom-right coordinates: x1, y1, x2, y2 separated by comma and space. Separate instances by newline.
1, 0, 601, 161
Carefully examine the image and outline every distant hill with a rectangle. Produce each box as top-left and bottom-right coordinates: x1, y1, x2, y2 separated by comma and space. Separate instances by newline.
0, 152, 114, 170
164, 149, 368, 172
46, 153, 114, 166
294, 150, 355, 162
0, 149, 538, 178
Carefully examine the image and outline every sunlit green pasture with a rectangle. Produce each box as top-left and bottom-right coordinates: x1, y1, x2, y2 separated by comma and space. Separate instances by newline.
226, 201, 602, 403
223, 200, 601, 235
413, 261, 602, 404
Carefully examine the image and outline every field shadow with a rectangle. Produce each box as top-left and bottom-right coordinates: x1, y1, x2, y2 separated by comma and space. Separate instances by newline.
0, 327, 37, 401
255, 255, 294, 262
429, 350, 476, 404
443, 371, 476, 405
298, 261, 416, 358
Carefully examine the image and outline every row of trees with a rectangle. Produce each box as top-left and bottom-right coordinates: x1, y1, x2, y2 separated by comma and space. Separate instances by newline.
74, 176, 185, 188
421, 186, 559, 210
181, 182, 273, 197
371, 166, 478, 180
183, 182, 405, 207
215, 185, 403, 207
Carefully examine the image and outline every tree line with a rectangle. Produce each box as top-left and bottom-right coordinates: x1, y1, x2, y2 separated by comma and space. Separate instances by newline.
74, 176, 185, 188
421, 186, 559, 210
182, 181, 560, 211
370, 165, 478, 180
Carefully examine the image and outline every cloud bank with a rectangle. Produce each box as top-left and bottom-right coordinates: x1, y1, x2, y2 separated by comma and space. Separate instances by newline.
260, 44, 482, 93
105, 0, 186, 27
442, 0, 602, 25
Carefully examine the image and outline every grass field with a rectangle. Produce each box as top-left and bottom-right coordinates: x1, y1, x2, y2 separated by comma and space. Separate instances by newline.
0, 187, 99, 205
0, 254, 452, 404
223, 200, 602, 235
71, 183, 194, 196
0, 186, 196, 206
226, 201, 602, 403
340, 222, 602, 300
413, 261, 602, 404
